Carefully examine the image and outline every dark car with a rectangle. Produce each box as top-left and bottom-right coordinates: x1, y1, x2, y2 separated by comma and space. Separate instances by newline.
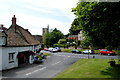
99, 49, 115, 56
72, 50, 81, 54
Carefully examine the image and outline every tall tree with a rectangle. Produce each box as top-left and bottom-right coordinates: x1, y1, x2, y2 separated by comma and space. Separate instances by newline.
72, 2, 120, 49
43, 28, 64, 47
43, 30, 50, 47
69, 18, 81, 35
49, 28, 64, 46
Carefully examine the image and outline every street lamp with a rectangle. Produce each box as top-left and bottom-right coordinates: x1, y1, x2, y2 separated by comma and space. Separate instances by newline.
88, 46, 90, 59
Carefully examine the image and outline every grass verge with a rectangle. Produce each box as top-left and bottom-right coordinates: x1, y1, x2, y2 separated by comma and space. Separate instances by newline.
54, 59, 120, 78
43, 53, 51, 56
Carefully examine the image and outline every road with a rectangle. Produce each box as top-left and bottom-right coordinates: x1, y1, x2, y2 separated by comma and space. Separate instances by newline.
2, 51, 119, 79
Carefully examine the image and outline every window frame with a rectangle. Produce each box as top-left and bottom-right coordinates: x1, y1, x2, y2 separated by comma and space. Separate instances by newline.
9, 52, 15, 63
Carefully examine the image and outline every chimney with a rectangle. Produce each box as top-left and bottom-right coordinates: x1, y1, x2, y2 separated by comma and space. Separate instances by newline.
1, 24, 4, 27
12, 15, 16, 26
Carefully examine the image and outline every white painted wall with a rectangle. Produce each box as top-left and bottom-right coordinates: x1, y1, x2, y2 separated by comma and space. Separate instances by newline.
0, 47, 2, 71
0, 37, 6, 45
1, 44, 41, 70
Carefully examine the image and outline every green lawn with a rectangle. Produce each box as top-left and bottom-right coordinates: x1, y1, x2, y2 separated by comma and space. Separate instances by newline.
54, 59, 120, 78
43, 53, 51, 56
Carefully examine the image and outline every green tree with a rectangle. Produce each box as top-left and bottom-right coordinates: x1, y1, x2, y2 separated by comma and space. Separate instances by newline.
69, 18, 81, 35
43, 30, 50, 47
58, 39, 66, 44
72, 2, 120, 49
49, 28, 64, 46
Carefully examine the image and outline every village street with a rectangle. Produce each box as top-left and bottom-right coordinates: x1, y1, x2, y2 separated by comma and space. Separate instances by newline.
2, 51, 119, 79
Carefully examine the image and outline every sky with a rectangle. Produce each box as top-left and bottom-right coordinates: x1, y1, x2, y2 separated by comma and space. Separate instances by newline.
0, 0, 78, 35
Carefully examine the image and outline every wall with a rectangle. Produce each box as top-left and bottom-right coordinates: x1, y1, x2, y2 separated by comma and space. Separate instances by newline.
0, 37, 6, 45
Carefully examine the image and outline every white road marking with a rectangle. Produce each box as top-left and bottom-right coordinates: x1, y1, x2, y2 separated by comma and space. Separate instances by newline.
52, 61, 61, 66
25, 67, 47, 76
68, 56, 70, 57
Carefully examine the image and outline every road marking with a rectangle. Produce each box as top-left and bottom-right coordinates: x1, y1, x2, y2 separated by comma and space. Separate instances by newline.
52, 61, 61, 66
25, 67, 47, 76
68, 56, 70, 57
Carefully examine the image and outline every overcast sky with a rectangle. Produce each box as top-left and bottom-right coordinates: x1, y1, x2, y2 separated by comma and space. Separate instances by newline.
0, 0, 78, 35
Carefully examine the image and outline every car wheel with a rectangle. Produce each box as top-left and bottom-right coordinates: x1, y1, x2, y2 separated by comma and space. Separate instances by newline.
108, 53, 111, 56
100, 53, 102, 55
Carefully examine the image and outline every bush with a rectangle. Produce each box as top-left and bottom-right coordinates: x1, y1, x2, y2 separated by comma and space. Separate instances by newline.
53, 43, 67, 48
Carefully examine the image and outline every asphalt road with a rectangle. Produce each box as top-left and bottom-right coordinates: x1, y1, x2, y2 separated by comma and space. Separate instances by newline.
2, 51, 119, 79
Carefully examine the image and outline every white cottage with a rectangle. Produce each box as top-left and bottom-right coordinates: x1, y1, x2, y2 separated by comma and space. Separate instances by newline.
0, 15, 41, 70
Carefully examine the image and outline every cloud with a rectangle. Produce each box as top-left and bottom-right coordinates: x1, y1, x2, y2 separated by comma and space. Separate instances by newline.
0, 0, 78, 35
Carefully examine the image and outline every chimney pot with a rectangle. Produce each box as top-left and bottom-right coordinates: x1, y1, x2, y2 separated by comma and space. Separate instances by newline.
12, 15, 16, 26
0, 24, 3, 27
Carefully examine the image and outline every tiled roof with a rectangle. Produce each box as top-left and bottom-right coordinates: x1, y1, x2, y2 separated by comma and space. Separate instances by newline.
6, 24, 40, 46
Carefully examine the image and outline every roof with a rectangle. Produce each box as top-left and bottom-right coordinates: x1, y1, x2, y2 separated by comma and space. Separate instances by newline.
0, 30, 7, 37
0, 26, 7, 31
68, 35, 78, 38
6, 24, 40, 46
33, 35, 42, 43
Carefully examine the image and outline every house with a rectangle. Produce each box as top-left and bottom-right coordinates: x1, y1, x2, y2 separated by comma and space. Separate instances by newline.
0, 15, 41, 70
67, 35, 78, 41
78, 30, 84, 41
33, 35, 42, 44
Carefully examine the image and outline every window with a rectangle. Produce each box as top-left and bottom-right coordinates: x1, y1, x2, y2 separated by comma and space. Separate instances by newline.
9, 53, 15, 63
102, 50, 107, 51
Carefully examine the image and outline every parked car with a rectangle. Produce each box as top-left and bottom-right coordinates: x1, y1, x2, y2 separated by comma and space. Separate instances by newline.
48, 48, 57, 53
82, 50, 95, 54
99, 49, 115, 56
48, 47, 61, 53
54, 47, 61, 52
72, 50, 81, 54
44, 48, 49, 51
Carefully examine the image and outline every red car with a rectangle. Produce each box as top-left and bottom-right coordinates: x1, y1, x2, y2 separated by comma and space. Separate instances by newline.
99, 49, 115, 56
44, 48, 48, 51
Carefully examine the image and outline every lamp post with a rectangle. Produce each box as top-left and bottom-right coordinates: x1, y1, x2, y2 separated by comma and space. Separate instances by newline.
88, 46, 90, 59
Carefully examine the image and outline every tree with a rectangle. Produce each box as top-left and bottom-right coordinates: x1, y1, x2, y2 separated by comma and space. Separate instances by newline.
43, 30, 50, 47
58, 39, 66, 44
72, 2, 120, 49
49, 28, 64, 46
69, 18, 81, 35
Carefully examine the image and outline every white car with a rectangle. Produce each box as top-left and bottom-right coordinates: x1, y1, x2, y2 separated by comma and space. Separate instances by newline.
48, 48, 56, 52
48, 47, 61, 53
82, 50, 94, 54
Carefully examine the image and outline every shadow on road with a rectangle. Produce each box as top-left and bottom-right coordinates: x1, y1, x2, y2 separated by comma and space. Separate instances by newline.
2, 63, 43, 77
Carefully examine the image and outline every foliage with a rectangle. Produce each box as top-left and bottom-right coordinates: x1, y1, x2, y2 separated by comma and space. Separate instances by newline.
42, 30, 50, 47
53, 43, 66, 47
43, 28, 64, 47
69, 18, 81, 35
49, 28, 64, 46
72, 2, 120, 49
58, 39, 66, 44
